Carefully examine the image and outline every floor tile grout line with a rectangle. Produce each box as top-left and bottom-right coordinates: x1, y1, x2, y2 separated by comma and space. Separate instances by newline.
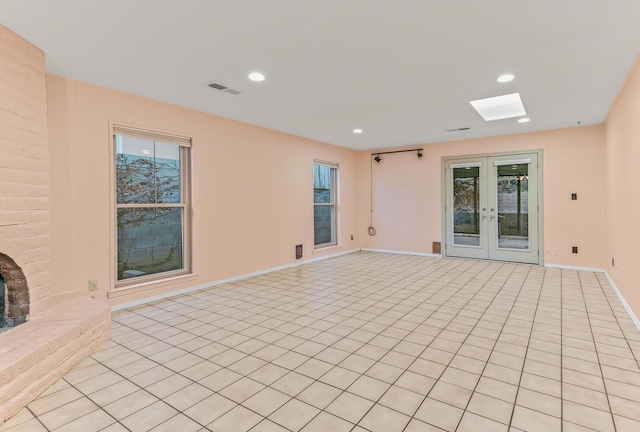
267, 255, 474, 431
25, 407, 50, 432
61, 370, 179, 432
379, 261, 522, 430
19, 253, 640, 432
576, 270, 618, 432
272, 257, 481, 432
313, 258, 506, 431
504, 265, 547, 431
406, 262, 535, 430
452, 264, 534, 431
105, 255, 459, 431
113, 257, 550, 430
595, 270, 640, 379
28, 382, 126, 432
71, 333, 249, 432
243, 257, 492, 431
112, 257, 454, 364
112, 257, 457, 382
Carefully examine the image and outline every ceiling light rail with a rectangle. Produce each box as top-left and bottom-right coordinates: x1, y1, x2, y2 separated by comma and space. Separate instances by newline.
371, 148, 423, 163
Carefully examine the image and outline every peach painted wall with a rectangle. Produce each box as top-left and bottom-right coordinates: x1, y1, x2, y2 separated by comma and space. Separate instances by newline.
0, 24, 51, 316
47, 75, 360, 305
604, 57, 640, 316
359, 125, 606, 269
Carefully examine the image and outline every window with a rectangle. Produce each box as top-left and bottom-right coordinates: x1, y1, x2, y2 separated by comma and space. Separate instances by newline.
114, 126, 191, 285
313, 162, 338, 248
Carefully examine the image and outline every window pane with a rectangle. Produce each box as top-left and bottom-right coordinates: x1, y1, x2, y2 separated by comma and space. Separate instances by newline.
314, 165, 333, 203
314, 204, 335, 246
116, 137, 181, 204
116, 136, 155, 204
496, 164, 529, 250
452, 167, 480, 246
117, 207, 183, 280
155, 141, 181, 204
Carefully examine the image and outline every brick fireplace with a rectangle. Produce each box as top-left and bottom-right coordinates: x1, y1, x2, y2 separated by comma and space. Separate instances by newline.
0, 24, 111, 423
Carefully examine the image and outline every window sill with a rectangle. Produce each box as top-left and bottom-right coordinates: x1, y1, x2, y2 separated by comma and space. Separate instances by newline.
108, 273, 199, 298
313, 244, 340, 254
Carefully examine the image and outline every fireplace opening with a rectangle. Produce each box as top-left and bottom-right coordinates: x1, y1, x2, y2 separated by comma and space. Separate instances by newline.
0, 273, 5, 328
0, 252, 29, 331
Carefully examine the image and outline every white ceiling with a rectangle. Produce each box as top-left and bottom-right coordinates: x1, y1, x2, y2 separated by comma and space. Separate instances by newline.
1, 0, 639, 151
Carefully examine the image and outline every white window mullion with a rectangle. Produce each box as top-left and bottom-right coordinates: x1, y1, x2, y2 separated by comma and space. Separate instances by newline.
114, 126, 192, 286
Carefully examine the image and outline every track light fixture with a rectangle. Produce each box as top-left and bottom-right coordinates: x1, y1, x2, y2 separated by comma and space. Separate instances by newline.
370, 148, 424, 161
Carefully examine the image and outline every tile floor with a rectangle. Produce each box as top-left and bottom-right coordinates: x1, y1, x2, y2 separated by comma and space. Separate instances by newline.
2, 251, 640, 432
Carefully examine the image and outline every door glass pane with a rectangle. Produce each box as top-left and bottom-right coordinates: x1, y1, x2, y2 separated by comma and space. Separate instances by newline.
453, 166, 480, 246
496, 164, 529, 249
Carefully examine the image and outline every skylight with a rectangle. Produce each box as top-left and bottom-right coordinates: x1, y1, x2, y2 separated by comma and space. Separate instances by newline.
469, 93, 526, 122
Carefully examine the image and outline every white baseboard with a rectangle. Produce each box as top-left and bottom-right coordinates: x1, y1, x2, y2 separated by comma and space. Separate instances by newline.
543, 263, 640, 332
543, 263, 607, 273
112, 248, 360, 312
361, 248, 442, 258
112, 248, 640, 333
602, 271, 640, 332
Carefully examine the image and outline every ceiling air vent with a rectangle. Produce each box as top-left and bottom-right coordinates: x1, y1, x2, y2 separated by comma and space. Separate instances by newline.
446, 127, 470, 132
205, 82, 242, 95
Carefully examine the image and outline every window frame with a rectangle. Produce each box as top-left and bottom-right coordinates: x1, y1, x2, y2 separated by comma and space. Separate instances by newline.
313, 160, 339, 249
112, 125, 192, 289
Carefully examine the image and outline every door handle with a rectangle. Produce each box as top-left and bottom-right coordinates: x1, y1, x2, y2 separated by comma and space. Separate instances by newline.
490, 208, 495, 219
481, 208, 487, 219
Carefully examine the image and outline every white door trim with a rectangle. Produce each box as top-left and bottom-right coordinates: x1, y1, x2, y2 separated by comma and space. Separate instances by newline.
441, 149, 544, 265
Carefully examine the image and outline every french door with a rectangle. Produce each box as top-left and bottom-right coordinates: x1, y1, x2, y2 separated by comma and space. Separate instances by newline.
444, 153, 539, 264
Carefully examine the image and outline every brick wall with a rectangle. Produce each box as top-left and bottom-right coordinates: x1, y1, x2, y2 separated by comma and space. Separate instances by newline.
0, 25, 111, 424
0, 24, 51, 317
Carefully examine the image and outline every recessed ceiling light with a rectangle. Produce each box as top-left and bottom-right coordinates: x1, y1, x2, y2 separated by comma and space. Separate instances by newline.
469, 93, 526, 122
353, 128, 363, 134
248, 72, 266, 82
518, 117, 531, 123
497, 74, 515, 83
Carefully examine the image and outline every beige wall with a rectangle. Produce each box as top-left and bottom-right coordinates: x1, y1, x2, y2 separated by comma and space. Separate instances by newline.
0, 25, 51, 316
605, 57, 640, 316
39, 43, 640, 320
359, 125, 607, 269
47, 75, 360, 305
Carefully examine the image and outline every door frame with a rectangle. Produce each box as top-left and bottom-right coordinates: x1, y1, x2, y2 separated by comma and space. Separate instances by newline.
441, 149, 544, 265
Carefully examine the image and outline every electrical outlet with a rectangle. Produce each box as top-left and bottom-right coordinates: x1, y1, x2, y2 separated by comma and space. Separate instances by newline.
88, 279, 98, 291
552, 248, 558, 256
572, 246, 578, 254
545, 248, 551, 255
351, 235, 354, 240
